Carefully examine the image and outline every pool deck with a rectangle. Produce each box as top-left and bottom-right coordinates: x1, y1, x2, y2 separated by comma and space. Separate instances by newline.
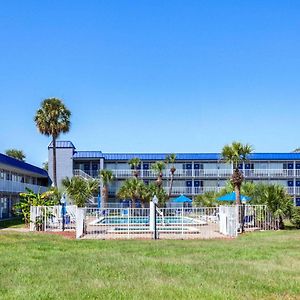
82, 218, 224, 240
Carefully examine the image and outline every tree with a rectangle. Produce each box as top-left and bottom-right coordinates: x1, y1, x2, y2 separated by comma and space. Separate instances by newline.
34, 98, 71, 187
251, 184, 293, 229
117, 178, 144, 208
43, 161, 49, 171
165, 154, 176, 199
100, 169, 114, 208
194, 191, 219, 207
128, 157, 141, 178
14, 188, 59, 225
221, 142, 253, 204
62, 177, 98, 207
290, 207, 300, 229
5, 149, 26, 161
151, 161, 166, 190
292, 148, 300, 153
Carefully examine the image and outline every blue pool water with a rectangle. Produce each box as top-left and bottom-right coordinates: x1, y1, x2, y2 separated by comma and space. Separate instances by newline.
96, 216, 198, 225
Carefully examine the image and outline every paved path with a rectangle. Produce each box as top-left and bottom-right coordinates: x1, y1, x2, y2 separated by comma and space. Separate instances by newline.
0, 227, 29, 233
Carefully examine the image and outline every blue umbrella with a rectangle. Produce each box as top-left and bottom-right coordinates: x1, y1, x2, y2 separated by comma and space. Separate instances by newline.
172, 195, 192, 203
217, 192, 251, 202
60, 194, 67, 216
97, 194, 101, 208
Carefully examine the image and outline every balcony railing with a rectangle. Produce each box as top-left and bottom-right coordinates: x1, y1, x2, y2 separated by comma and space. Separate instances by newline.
0, 179, 48, 194
91, 169, 300, 179
105, 185, 300, 197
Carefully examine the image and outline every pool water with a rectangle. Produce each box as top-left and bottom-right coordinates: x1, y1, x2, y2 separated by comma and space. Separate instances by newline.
96, 216, 200, 225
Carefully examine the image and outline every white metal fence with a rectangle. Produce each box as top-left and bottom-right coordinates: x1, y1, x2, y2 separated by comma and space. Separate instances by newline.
30, 205, 77, 232
29, 204, 278, 240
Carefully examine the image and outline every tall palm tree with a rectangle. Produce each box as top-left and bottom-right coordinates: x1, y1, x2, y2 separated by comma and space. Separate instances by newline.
128, 157, 141, 178
100, 169, 114, 208
221, 142, 253, 204
117, 178, 144, 208
151, 161, 166, 190
165, 153, 176, 199
34, 98, 71, 187
62, 177, 98, 207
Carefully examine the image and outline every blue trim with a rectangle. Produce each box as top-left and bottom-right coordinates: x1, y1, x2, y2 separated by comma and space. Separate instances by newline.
0, 153, 48, 177
48, 141, 75, 149
73, 151, 300, 161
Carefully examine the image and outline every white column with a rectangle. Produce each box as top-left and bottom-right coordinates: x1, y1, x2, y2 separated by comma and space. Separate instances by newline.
149, 201, 155, 231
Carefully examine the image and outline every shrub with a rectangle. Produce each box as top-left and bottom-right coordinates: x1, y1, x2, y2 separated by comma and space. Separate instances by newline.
290, 207, 300, 229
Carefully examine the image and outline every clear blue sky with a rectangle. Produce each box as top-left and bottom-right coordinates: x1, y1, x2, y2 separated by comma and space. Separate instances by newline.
1, 1, 300, 167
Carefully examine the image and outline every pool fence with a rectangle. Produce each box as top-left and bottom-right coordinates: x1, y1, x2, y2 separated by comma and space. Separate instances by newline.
30, 204, 279, 240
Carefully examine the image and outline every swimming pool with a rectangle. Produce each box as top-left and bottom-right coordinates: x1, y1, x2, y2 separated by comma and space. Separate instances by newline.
90, 216, 206, 226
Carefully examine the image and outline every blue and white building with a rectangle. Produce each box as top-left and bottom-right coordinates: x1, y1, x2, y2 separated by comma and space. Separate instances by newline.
0, 153, 49, 219
49, 141, 300, 206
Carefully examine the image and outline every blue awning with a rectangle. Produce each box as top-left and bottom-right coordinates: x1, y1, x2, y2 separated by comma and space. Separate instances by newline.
217, 192, 251, 201
172, 195, 192, 203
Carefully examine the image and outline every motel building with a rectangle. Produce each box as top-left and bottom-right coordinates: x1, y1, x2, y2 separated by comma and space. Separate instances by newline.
0, 153, 49, 219
49, 141, 300, 207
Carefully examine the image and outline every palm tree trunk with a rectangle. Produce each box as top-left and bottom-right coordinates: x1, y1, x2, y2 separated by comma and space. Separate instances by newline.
235, 185, 241, 205
131, 198, 136, 208
52, 137, 57, 187
101, 186, 107, 208
279, 215, 284, 230
168, 173, 174, 199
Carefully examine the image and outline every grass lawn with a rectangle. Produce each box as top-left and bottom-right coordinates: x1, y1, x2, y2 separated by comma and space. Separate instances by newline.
0, 231, 299, 300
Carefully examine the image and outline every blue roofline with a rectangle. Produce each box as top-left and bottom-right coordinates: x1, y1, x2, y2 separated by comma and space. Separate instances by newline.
48, 141, 75, 149
0, 153, 48, 177
73, 151, 300, 161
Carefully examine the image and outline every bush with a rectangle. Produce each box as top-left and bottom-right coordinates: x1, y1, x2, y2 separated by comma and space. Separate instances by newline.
290, 207, 300, 229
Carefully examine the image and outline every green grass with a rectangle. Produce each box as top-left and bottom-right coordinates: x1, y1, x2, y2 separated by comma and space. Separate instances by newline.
0, 217, 24, 229
0, 231, 299, 300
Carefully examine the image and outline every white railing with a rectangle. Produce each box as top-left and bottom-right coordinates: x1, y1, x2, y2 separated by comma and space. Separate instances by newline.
0, 179, 48, 194
81, 207, 222, 239
78, 205, 277, 239
243, 169, 295, 177
73, 169, 94, 180
29, 205, 279, 239
101, 185, 299, 199
30, 205, 77, 232
164, 186, 222, 195
79, 168, 300, 179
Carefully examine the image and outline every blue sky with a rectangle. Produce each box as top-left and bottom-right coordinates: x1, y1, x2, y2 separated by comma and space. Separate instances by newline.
1, 1, 300, 167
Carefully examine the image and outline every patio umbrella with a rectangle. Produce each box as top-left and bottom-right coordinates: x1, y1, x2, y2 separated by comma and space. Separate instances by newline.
97, 194, 101, 208
217, 192, 251, 202
172, 194, 192, 203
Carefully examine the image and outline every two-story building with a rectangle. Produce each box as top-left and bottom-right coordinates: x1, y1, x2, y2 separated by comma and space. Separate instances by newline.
0, 153, 50, 219
49, 141, 300, 206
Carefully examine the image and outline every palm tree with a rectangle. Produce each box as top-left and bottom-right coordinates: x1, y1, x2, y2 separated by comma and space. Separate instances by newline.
165, 154, 176, 199
194, 191, 219, 207
251, 183, 292, 229
128, 157, 141, 178
151, 161, 166, 190
221, 142, 253, 204
62, 177, 98, 207
5, 149, 26, 161
117, 178, 144, 208
34, 98, 71, 187
100, 169, 114, 208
